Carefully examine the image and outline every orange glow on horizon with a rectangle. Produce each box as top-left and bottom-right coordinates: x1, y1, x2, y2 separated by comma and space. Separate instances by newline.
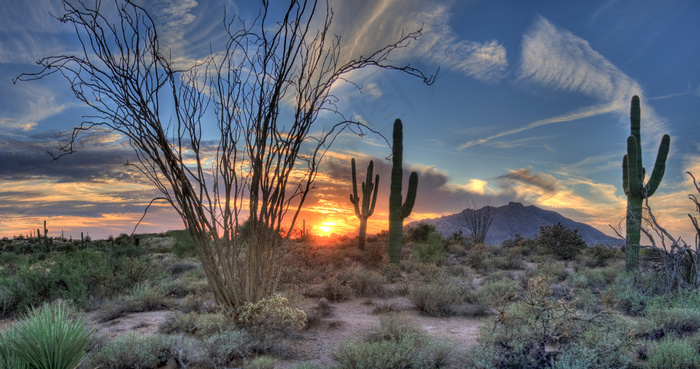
318, 221, 335, 234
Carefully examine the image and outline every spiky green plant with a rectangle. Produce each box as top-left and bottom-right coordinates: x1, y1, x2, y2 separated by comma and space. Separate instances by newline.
388, 119, 418, 264
622, 95, 670, 271
5, 301, 92, 369
350, 158, 379, 250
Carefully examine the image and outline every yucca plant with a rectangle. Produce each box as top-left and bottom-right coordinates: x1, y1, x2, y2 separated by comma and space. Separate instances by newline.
6, 301, 92, 369
0, 330, 28, 369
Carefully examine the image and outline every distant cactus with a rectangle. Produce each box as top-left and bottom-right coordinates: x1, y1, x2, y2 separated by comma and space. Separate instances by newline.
388, 119, 418, 264
349, 158, 379, 250
622, 95, 670, 271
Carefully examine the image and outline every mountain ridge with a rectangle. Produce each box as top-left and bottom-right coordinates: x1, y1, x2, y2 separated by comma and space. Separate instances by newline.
408, 202, 622, 246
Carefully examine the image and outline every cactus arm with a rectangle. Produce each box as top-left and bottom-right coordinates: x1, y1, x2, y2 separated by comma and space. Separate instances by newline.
622, 154, 630, 196
350, 158, 362, 218
400, 172, 418, 218
644, 134, 671, 198
368, 174, 379, 217
626, 135, 641, 197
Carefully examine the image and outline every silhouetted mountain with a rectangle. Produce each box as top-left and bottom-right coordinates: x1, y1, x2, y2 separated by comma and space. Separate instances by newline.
408, 202, 622, 246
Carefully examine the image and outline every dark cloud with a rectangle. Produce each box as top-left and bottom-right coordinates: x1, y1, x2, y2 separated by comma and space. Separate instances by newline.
497, 168, 558, 195
315, 154, 516, 218
0, 131, 139, 183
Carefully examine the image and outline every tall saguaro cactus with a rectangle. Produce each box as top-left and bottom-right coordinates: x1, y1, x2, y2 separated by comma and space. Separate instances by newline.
350, 158, 379, 250
388, 119, 418, 264
622, 95, 671, 271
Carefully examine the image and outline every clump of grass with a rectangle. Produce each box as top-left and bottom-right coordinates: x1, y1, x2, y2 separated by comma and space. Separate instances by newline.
646, 338, 700, 369
333, 313, 451, 369
1, 301, 92, 369
82, 333, 175, 369
95, 283, 171, 322
640, 307, 700, 338
409, 274, 485, 317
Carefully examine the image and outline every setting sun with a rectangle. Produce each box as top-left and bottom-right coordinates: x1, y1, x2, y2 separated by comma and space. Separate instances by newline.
318, 222, 335, 234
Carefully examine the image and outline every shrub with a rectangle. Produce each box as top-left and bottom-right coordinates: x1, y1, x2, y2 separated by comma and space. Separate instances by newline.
411, 232, 447, 264
465, 243, 490, 271
407, 223, 438, 242
169, 230, 197, 258
243, 356, 276, 369
578, 244, 620, 268
201, 329, 254, 368
95, 283, 170, 322
339, 266, 386, 297
82, 333, 175, 369
323, 273, 355, 302
333, 315, 451, 369
646, 338, 700, 369
410, 275, 480, 317
4, 301, 92, 369
641, 307, 700, 338
538, 223, 586, 260
235, 294, 306, 333
477, 277, 633, 368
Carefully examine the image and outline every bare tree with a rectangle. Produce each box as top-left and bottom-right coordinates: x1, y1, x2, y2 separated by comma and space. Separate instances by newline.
16, 0, 435, 309
462, 197, 496, 244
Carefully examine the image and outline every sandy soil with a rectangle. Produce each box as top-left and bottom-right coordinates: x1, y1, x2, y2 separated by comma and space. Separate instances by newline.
274, 296, 484, 368
1, 296, 486, 368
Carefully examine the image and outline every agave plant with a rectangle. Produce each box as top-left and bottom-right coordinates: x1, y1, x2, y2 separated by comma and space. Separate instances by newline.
5, 301, 92, 369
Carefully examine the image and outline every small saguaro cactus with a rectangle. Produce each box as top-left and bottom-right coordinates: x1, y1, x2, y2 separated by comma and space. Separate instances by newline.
622, 95, 671, 271
388, 119, 418, 264
349, 158, 379, 250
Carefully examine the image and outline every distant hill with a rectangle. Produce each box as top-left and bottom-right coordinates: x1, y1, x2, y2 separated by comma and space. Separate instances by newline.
408, 202, 622, 246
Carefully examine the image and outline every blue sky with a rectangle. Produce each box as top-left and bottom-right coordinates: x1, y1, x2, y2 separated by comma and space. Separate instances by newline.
1, 0, 699, 244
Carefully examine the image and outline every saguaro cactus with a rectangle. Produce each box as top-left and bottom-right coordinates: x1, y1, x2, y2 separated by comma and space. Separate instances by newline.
622, 95, 671, 271
388, 119, 418, 264
349, 158, 379, 250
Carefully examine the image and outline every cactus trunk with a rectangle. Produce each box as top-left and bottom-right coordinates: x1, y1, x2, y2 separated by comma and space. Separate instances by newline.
388, 119, 418, 264
622, 95, 670, 271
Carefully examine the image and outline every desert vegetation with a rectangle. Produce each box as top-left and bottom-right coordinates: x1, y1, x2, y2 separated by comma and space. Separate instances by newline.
5, 0, 699, 368
1, 199, 700, 369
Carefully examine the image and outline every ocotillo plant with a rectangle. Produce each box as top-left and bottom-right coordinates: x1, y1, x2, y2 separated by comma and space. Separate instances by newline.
349, 158, 379, 250
388, 119, 418, 264
622, 95, 670, 271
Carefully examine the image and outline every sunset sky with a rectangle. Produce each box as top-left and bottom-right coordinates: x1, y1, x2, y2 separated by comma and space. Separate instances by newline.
1, 0, 699, 244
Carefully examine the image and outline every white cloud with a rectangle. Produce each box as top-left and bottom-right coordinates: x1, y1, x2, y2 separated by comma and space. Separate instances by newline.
461, 15, 670, 150
328, 0, 508, 84
519, 16, 639, 101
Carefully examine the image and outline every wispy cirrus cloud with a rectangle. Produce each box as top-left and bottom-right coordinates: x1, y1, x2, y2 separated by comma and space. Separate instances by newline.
461, 15, 669, 150
518, 16, 640, 101
329, 0, 508, 85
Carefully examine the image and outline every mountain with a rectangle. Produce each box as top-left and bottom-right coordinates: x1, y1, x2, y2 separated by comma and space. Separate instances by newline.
408, 202, 622, 246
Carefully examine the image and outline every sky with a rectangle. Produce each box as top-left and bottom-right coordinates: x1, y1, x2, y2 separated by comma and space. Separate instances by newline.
1, 0, 699, 245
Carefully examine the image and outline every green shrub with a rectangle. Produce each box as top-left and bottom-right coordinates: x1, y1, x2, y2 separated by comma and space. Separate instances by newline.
578, 244, 620, 268
407, 223, 438, 242
339, 266, 386, 297
82, 333, 175, 369
477, 277, 633, 369
538, 223, 586, 260
243, 356, 276, 369
641, 308, 700, 338
201, 329, 254, 368
465, 243, 490, 271
95, 283, 170, 322
4, 301, 92, 369
235, 294, 306, 333
169, 230, 197, 258
411, 233, 447, 264
409, 275, 478, 317
333, 315, 451, 369
646, 338, 700, 369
